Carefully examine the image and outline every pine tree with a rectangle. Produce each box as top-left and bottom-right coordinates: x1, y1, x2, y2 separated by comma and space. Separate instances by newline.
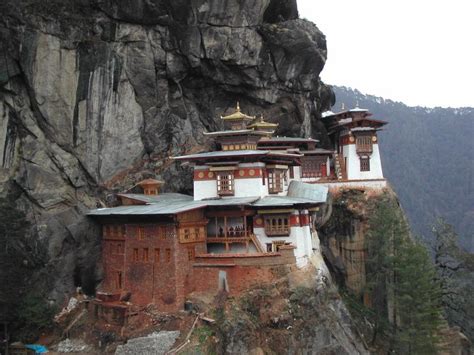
364, 193, 442, 353
393, 240, 442, 354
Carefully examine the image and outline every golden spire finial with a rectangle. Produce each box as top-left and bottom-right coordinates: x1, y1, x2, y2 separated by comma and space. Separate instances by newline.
355, 100, 359, 108
341, 102, 345, 110
236, 101, 241, 112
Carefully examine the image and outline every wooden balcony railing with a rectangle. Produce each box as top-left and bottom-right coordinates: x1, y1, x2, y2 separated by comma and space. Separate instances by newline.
356, 144, 373, 154
265, 226, 290, 236
207, 237, 251, 244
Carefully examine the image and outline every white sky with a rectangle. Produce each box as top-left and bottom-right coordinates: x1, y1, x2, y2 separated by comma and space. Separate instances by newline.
297, 0, 474, 108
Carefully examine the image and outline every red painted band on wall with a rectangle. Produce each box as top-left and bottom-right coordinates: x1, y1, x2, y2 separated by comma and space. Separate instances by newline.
289, 215, 300, 226
194, 168, 263, 181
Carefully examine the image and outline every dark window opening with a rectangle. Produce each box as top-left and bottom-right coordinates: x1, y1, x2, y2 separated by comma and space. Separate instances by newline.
360, 157, 370, 171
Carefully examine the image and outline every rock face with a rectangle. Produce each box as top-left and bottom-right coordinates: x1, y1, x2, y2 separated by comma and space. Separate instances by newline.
115, 331, 180, 355
210, 266, 369, 354
0, 0, 333, 303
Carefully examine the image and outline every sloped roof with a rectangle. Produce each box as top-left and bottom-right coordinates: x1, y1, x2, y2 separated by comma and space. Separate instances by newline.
172, 150, 303, 161
203, 196, 260, 206
137, 178, 164, 186
263, 137, 318, 143
287, 180, 329, 203
88, 182, 328, 217
220, 103, 255, 121
117, 193, 192, 204
88, 200, 207, 216
251, 196, 323, 207
203, 129, 271, 137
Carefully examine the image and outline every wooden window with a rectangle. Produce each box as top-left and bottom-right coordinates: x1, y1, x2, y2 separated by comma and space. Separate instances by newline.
217, 171, 234, 196
133, 248, 139, 262
267, 169, 284, 193
115, 271, 122, 289
194, 228, 201, 241
116, 243, 123, 254
301, 156, 327, 178
143, 248, 149, 262
264, 215, 290, 236
289, 166, 294, 179
266, 243, 273, 252
187, 247, 195, 261
159, 226, 166, 240
164, 225, 176, 238
154, 248, 160, 263
360, 156, 370, 171
184, 228, 190, 241
137, 226, 145, 240
273, 240, 285, 251
166, 248, 171, 263
356, 135, 373, 153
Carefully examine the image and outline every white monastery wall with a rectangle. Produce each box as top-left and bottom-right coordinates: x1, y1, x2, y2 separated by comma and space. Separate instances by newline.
194, 180, 218, 200
345, 144, 384, 180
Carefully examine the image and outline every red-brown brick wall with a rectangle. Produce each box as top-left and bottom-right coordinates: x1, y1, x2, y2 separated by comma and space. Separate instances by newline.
99, 209, 208, 312
193, 265, 278, 295
98, 211, 297, 311
192, 251, 296, 296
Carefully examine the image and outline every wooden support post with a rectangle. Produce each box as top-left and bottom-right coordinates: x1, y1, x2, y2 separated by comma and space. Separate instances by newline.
225, 242, 229, 251
224, 216, 227, 238
243, 215, 247, 238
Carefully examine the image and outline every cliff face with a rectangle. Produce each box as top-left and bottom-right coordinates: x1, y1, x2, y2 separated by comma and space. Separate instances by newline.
0, 0, 333, 302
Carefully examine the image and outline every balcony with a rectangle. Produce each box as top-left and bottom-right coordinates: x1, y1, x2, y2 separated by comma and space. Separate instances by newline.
356, 144, 373, 154
355, 136, 373, 154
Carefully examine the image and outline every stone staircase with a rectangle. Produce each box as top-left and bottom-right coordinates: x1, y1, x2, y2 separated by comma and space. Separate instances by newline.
334, 153, 347, 180
250, 233, 265, 253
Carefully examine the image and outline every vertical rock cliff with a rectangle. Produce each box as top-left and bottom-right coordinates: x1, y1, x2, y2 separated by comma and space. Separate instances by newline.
0, 0, 333, 302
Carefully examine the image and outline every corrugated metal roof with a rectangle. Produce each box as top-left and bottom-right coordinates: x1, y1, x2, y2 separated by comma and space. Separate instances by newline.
264, 137, 318, 143
88, 200, 207, 216
321, 110, 335, 118
203, 130, 270, 136
203, 196, 260, 206
349, 107, 369, 113
251, 196, 320, 207
172, 150, 302, 161
287, 181, 328, 203
173, 150, 269, 160
351, 127, 376, 132
117, 193, 193, 204
302, 149, 334, 155
88, 182, 328, 217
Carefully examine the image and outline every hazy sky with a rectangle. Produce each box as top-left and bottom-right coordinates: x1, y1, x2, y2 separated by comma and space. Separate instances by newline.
297, 0, 474, 108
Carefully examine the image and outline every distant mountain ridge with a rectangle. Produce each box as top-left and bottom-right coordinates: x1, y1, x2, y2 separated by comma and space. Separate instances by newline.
331, 86, 474, 252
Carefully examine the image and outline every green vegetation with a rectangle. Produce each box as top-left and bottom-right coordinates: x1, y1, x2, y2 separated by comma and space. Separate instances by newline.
363, 193, 443, 354
0, 195, 53, 342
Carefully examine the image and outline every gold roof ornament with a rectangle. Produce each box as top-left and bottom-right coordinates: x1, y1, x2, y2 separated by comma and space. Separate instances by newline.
341, 102, 345, 110
220, 102, 256, 121
247, 114, 279, 130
